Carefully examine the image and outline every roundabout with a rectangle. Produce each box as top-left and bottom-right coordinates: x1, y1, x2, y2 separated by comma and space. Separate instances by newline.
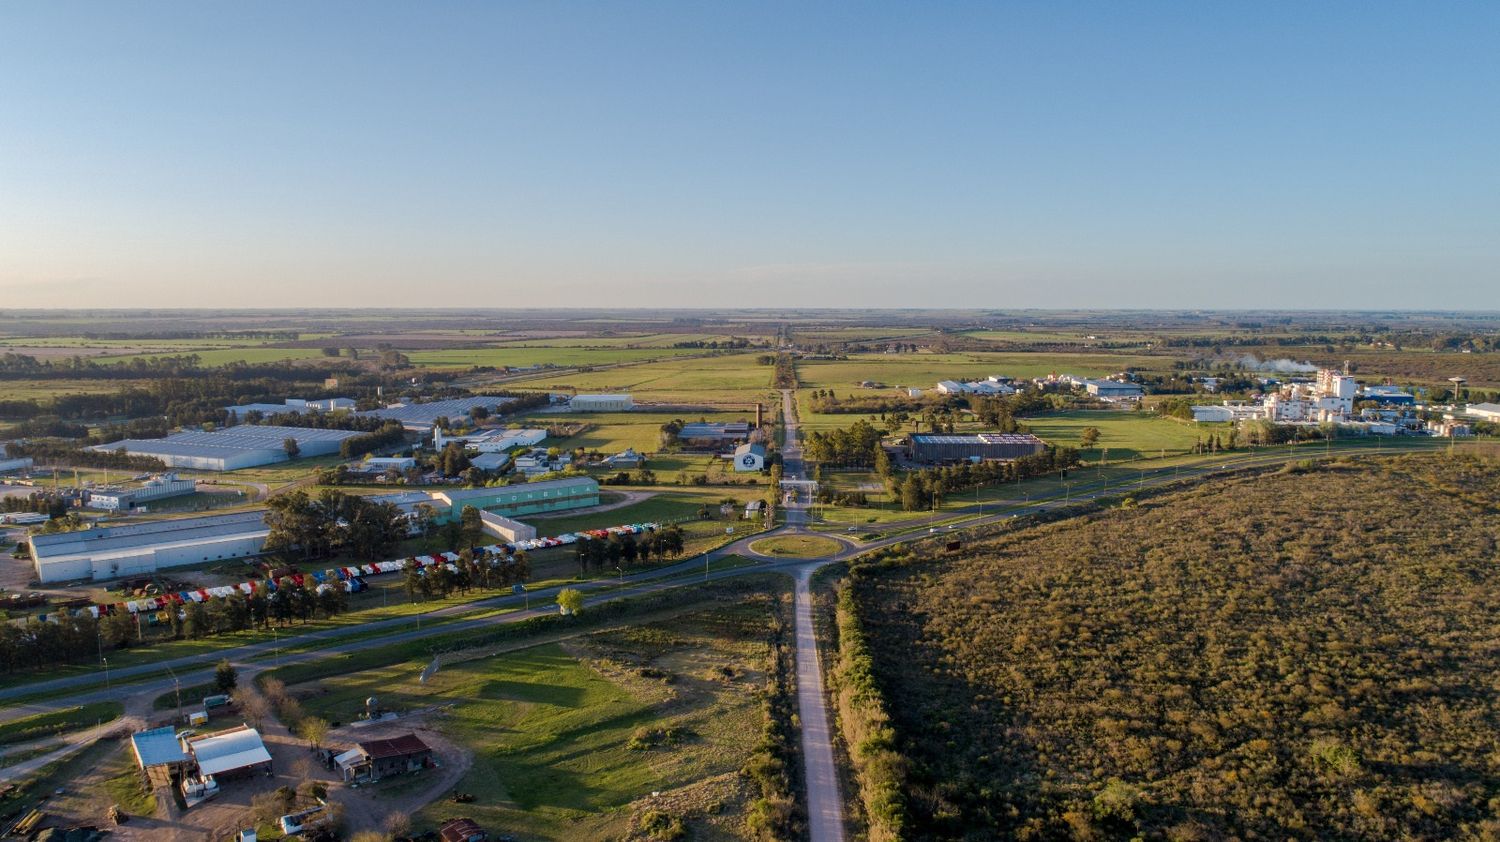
747, 533, 846, 559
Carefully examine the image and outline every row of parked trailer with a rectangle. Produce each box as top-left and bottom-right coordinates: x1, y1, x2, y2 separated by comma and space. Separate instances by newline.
72, 521, 662, 618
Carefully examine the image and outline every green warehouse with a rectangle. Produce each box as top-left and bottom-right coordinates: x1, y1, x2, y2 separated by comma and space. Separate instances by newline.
428, 476, 600, 522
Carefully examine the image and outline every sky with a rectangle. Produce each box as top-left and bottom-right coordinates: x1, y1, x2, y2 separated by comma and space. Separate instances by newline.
1, 2, 1496, 310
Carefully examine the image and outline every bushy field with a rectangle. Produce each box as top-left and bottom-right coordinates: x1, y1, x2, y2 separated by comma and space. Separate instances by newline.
849, 454, 1500, 841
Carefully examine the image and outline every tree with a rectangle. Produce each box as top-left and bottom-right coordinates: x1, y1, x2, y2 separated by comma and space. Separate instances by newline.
1080, 427, 1101, 449
557, 587, 584, 616
459, 505, 484, 549
214, 658, 238, 694
283, 437, 301, 459
298, 716, 330, 750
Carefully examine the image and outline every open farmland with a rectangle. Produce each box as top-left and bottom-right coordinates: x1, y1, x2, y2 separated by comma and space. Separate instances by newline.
1020, 409, 1226, 461
504, 353, 779, 404
844, 453, 1500, 840
289, 578, 793, 841
406, 345, 717, 369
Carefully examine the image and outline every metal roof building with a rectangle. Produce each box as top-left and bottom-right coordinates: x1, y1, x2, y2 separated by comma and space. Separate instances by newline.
131, 726, 190, 785
429, 476, 599, 520
185, 724, 273, 778
568, 394, 634, 412
359, 396, 518, 431
909, 432, 1047, 464
91, 425, 362, 471
30, 510, 271, 583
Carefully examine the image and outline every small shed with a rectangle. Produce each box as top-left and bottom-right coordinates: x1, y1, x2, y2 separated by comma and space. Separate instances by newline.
440, 818, 488, 842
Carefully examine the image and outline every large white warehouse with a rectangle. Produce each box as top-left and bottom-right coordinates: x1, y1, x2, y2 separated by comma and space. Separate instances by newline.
358, 396, 518, 431
30, 511, 271, 583
91, 425, 362, 471
568, 394, 634, 412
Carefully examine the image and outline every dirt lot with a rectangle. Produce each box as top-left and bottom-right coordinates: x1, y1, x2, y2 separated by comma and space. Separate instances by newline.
325, 713, 474, 836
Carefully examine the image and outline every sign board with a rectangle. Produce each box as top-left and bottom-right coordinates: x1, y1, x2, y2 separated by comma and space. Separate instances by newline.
945, 540, 962, 553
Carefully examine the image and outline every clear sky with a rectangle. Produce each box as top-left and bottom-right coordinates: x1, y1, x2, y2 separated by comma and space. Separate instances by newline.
1, 2, 1496, 310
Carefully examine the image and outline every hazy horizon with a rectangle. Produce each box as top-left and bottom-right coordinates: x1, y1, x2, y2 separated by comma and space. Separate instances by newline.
3, 2, 1497, 310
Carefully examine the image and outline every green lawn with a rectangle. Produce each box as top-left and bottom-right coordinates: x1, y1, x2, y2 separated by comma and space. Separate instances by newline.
749, 534, 843, 558
1021, 409, 1229, 461
0, 702, 123, 747
293, 587, 784, 840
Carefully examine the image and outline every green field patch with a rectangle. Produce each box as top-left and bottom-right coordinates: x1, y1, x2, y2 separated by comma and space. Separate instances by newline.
0, 701, 123, 747
504, 353, 778, 403
749, 534, 843, 558
1020, 409, 1227, 461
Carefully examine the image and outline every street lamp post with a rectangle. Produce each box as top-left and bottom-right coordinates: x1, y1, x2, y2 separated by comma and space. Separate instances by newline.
102, 656, 110, 689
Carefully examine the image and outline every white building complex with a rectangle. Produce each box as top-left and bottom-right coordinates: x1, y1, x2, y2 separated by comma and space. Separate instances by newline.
433, 427, 546, 453
568, 394, 634, 412
92, 425, 362, 471
1192, 369, 1365, 426
30, 511, 271, 583
224, 397, 356, 420
359, 396, 518, 431
87, 473, 196, 511
1467, 403, 1500, 423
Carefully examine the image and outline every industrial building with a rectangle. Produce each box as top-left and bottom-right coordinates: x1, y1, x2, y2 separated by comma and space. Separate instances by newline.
469, 452, 512, 472
1360, 385, 1415, 405
86, 473, 196, 511
0, 457, 34, 474
131, 726, 191, 786
908, 432, 1047, 464
733, 442, 767, 471
935, 377, 1016, 396
91, 425, 362, 471
433, 426, 546, 453
359, 456, 417, 473
184, 724, 273, 780
1467, 403, 1500, 422
428, 476, 599, 521
360, 396, 518, 431
224, 397, 356, 419
677, 421, 752, 445
567, 394, 634, 412
30, 511, 271, 583
1084, 379, 1145, 400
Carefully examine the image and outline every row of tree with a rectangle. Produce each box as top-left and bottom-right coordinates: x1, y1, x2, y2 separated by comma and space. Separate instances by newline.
573, 525, 686, 575
263, 489, 411, 561
890, 446, 1081, 511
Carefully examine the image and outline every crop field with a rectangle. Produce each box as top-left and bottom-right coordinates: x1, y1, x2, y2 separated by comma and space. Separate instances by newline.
406, 346, 716, 369
93, 346, 326, 365
845, 453, 1500, 840
961, 329, 1107, 344
487, 332, 771, 348
505, 353, 779, 403
293, 580, 790, 840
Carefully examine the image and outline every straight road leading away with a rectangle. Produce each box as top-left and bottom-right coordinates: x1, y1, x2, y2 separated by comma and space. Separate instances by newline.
780, 387, 848, 842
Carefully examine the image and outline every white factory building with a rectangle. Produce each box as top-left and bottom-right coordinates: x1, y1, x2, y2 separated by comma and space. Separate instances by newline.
224, 397, 356, 420
568, 394, 634, 412
30, 511, 271, 583
1467, 403, 1500, 423
358, 396, 518, 432
0, 457, 34, 474
433, 427, 546, 453
1193, 369, 1365, 426
92, 425, 362, 471
87, 473, 197, 511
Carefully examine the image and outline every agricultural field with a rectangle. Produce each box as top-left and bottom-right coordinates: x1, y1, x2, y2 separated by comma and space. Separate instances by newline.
504, 353, 780, 404
289, 577, 792, 840
844, 453, 1500, 840
1019, 409, 1227, 462
405, 346, 716, 369
93, 346, 326, 366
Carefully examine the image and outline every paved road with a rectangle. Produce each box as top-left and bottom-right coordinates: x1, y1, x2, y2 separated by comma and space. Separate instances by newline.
776, 387, 849, 842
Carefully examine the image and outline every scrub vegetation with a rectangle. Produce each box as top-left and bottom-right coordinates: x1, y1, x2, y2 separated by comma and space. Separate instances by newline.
844, 453, 1500, 841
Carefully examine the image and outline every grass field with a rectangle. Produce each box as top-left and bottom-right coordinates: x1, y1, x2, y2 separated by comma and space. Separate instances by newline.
0, 701, 122, 747
748, 534, 842, 558
538, 410, 758, 456
1020, 409, 1229, 461
293, 582, 790, 839
486, 332, 770, 349
406, 346, 716, 369
504, 353, 778, 403
93, 347, 326, 365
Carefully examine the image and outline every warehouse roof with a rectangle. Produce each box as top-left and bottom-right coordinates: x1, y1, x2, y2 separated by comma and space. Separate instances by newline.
131, 727, 188, 768
435, 476, 597, 505
911, 433, 1045, 445
186, 725, 273, 776
30, 511, 269, 560
734, 442, 767, 457
92, 425, 361, 460
359, 396, 516, 428
356, 733, 432, 760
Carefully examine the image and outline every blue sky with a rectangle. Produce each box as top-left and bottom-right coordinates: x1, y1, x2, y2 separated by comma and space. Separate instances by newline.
1, 2, 1496, 309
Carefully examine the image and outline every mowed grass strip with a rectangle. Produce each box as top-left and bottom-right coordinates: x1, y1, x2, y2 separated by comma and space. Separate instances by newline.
0, 701, 123, 747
